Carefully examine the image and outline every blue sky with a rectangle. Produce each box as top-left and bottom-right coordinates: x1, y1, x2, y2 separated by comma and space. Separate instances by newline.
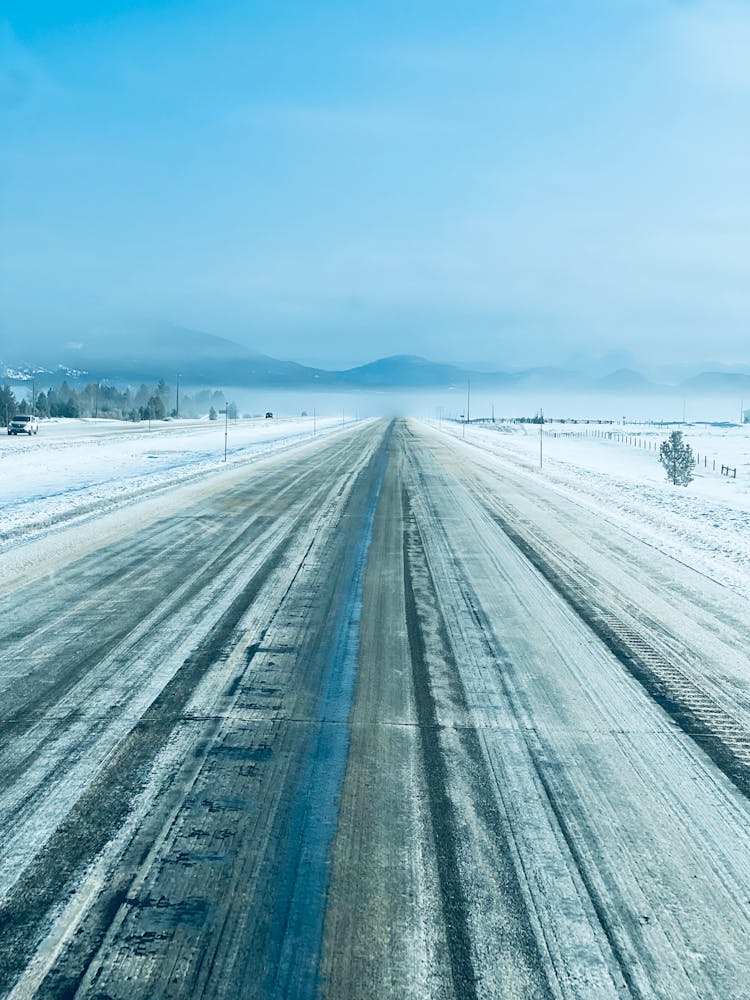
1, 1, 749, 368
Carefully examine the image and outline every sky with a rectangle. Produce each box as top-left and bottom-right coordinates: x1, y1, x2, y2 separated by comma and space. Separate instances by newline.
1, 0, 749, 369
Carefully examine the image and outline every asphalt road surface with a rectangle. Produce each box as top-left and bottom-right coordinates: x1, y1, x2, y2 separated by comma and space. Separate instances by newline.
3, 418, 750, 999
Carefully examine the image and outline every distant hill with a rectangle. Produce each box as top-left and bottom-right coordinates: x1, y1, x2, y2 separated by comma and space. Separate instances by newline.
1, 339, 521, 390
3, 327, 750, 394
512, 367, 586, 390
335, 355, 464, 387
333, 355, 518, 388
2, 325, 326, 387
677, 371, 750, 393
595, 368, 660, 392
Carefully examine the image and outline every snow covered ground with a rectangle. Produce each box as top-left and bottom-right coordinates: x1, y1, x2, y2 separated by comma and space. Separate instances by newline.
7, 412, 750, 598
0, 415, 357, 546
430, 418, 750, 595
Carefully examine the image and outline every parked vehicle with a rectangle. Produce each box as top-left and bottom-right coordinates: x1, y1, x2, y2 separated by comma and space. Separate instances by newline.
7, 414, 39, 436
265, 411, 273, 419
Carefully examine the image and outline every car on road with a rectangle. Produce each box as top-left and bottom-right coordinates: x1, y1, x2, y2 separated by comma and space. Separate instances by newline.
7, 414, 39, 436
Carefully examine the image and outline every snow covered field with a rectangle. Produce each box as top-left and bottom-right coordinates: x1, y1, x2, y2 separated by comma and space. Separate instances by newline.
0, 415, 356, 545
432, 418, 750, 595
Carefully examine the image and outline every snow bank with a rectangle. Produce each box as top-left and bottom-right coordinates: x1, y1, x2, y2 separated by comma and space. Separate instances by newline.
0, 416, 356, 546
431, 419, 750, 595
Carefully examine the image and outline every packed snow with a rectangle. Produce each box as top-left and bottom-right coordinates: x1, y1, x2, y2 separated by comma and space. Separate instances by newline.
432, 418, 750, 595
0, 415, 356, 546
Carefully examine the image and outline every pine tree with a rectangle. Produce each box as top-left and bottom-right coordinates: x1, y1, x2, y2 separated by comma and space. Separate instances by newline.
0, 383, 17, 426
659, 430, 695, 486
147, 395, 166, 420
36, 391, 50, 418
209, 406, 217, 421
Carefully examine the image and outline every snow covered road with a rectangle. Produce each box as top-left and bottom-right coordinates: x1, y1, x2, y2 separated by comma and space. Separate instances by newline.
1, 418, 750, 998
0, 415, 348, 546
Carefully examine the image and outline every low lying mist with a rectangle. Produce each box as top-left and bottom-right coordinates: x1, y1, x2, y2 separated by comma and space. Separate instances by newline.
222, 389, 749, 426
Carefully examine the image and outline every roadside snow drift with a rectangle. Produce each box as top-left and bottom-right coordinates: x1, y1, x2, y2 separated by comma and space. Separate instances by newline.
0, 416, 353, 545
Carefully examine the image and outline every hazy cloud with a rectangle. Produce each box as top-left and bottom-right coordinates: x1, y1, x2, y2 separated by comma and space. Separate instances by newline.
666, 0, 750, 89
1, 4, 748, 369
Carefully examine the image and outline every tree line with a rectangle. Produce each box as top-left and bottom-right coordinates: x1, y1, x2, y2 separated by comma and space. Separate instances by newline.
1, 378, 237, 426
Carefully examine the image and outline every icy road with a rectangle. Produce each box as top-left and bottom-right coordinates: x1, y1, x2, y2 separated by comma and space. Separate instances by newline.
2, 418, 750, 998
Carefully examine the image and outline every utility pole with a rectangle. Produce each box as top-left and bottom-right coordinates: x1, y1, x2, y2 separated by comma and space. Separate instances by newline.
466, 379, 471, 424
176, 373, 180, 419
32, 378, 36, 417
539, 408, 544, 469
224, 402, 228, 462
491, 402, 495, 423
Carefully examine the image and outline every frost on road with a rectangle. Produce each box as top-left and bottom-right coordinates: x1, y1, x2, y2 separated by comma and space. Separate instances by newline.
2, 419, 750, 998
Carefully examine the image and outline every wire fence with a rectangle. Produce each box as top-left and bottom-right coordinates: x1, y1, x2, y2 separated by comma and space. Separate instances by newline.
542, 427, 741, 479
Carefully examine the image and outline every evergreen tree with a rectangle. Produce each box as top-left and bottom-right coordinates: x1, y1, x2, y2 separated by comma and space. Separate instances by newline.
209, 406, 217, 421
0, 377, 232, 424
147, 395, 166, 420
60, 397, 80, 418
659, 430, 695, 486
134, 384, 152, 409
36, 391, 50, 418
0, 383, 17, 426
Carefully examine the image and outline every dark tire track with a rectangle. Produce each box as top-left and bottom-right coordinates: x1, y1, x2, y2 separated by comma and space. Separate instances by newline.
0, 522, 294, 995
411, 423, 750, 804
0, 426, 385, 997
25, 424, 389, 1000
481, 502, 750, 804
402, 482, 550, 1000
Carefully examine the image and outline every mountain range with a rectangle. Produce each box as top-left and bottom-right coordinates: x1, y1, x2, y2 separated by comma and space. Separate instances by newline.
3, 326, 750, 394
